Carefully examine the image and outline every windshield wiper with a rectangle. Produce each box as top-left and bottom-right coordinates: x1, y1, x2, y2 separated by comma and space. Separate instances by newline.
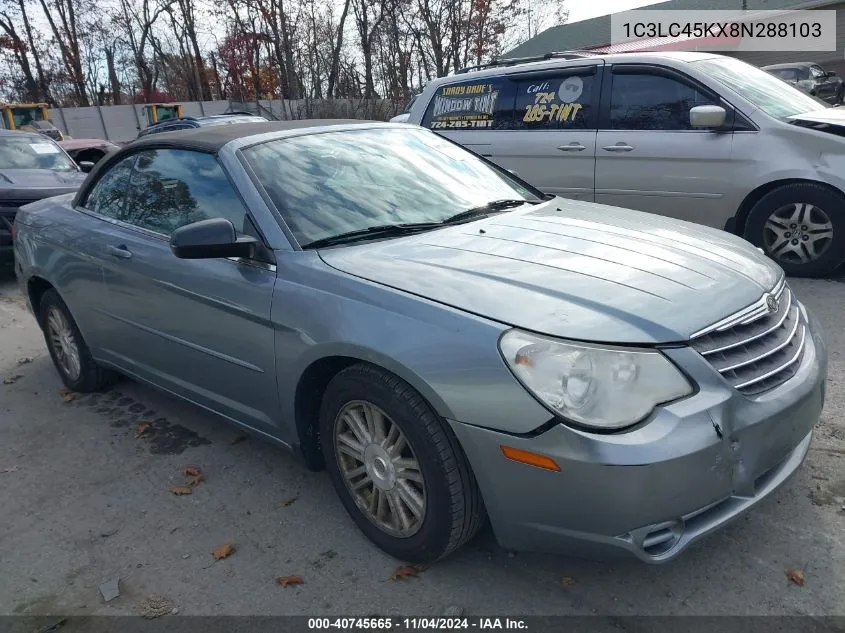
442, 199, 538, 225
302, 222, 443, 249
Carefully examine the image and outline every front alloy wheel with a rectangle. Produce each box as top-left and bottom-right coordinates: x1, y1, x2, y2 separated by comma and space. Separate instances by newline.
745, 183, 845, 277
763, 202, 833, 266
320, 363, 485, 562
334, 401, 426, 537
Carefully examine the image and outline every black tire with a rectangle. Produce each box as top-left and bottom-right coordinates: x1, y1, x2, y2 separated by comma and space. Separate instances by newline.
837, 86, 844, 105
744, 183, 845, 278
39, 289, 118, 392
319, 363, 485, 563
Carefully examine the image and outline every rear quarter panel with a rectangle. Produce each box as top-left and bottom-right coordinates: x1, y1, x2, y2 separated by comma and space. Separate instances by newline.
15, 195, 111, 349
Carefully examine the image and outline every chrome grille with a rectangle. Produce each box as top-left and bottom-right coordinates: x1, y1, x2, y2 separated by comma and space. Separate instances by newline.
690, 279, 806, 396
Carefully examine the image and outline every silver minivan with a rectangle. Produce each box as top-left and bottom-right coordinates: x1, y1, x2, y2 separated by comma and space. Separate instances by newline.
406, 51, 845, 277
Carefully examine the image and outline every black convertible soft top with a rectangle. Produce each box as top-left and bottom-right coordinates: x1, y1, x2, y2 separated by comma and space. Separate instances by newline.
73, 119, 388, 206
124, 119, 377, 153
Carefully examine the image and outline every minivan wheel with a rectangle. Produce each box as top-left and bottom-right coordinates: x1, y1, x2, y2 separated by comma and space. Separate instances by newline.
319, 363, 485, 563
744, 183, 845, 277
39, 289, 117, 392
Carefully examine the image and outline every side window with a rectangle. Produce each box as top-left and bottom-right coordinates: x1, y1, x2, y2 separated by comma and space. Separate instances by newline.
422, 76, 515, 131
609, 72, 719, 131
123, 149, 250, 236
83, 155, 137, 219
512, 70, 595, 130
810, 65, 825, 78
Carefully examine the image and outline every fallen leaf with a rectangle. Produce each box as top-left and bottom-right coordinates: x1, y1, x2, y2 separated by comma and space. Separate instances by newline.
231, 435, 247, 445
17, 357, 33, 365
59, 388, 75, 402
276, 575, 304, 587
186, 474, 203, 487
1, 466, 19, 474
786, 568, 805, 586
3, 374, 23, 385
168, 484, 193, 496
211, 543, 235, 560
181, 466, 202, 478
135, 422, 151, 439
281, 495, 298, 507
562, 576, 576, 587
390, 565, 426, 581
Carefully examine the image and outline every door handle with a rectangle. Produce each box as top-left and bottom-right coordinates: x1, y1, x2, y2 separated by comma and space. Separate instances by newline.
107, 245, 133, 260
557, 142, 586, 152
602, 143, 634, 152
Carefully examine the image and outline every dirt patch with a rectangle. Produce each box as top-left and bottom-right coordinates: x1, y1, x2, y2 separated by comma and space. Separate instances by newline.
73, 390, 211, 455
809, 477, 845, 507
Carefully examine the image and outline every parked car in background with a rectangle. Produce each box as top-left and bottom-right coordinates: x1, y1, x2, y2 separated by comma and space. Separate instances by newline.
137, 112, 268, 138
389, 95, 420, 123
59, 138, 121, 167
14, 121, 826, 564
19, 119, 65, 141
763, 62, 844, 104
407, 51, 845, 277
0, 130, 86, 263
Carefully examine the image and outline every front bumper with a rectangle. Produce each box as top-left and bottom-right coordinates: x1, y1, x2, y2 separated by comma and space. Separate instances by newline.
450, 304, 827, 563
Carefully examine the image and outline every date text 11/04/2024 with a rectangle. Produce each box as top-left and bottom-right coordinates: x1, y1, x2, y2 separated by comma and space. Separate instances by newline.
307, 618, 529, 630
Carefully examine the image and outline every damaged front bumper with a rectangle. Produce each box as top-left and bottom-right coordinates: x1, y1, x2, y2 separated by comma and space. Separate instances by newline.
449, 304, 827, 563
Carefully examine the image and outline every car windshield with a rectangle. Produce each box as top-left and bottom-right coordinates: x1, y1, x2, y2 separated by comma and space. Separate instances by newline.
244, 127, 541, 246
694, 57, 828, 118
0, 134, 76, 171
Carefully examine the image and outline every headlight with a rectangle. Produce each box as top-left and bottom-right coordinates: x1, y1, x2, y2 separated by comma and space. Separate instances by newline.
499, 330, 692, 430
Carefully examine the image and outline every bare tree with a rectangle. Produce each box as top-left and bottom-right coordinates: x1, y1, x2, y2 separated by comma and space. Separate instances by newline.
37, 0, 90, 105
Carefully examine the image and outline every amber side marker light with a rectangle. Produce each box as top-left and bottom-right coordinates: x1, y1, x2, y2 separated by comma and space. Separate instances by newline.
500, 445, 561, 472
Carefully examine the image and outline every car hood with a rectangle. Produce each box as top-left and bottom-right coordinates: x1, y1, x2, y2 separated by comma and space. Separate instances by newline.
788, 107, 845, 126
318, 199, 782, 344
0, 169, 86, 201
59, 139, 118, 151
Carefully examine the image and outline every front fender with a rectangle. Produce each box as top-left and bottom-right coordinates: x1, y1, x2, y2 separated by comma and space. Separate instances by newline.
271, 253, 553, 440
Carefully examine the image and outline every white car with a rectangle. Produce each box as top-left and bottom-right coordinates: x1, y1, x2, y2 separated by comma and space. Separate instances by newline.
406, 51, 845, 277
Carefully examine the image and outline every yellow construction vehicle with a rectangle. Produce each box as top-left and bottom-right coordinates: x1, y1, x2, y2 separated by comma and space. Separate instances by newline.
142, 103, 184, 126
1, 102, 50, 131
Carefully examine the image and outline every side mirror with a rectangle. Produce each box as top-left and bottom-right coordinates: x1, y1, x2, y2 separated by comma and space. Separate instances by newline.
170, 218, 258, 260
79, 161, 95, 173
828, 71, 838, 78
690, 105, 727, 129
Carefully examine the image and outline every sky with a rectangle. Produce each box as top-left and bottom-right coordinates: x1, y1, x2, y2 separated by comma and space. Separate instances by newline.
567, 0, 665, 23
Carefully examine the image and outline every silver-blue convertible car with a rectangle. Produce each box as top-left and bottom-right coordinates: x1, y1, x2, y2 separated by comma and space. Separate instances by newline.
13, 121, 827, 564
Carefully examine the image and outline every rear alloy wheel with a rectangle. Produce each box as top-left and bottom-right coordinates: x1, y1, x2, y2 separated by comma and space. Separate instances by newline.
320, 363, 484, 563
745, 183, 845, 277
39, 289, 118, 392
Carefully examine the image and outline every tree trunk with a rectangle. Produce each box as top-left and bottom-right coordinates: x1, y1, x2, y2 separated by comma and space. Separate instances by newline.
327, 0, 351, 98
105, 46, 122, 104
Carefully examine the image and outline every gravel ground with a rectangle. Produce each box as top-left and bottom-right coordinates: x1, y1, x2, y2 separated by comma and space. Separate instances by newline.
0, 264, 843, 618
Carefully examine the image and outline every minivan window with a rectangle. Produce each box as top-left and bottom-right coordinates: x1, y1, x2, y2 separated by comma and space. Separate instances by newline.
609, 73, 719, 131
422, 77, 514, 130
694, 56, 826, 118
512, 72, 594, 130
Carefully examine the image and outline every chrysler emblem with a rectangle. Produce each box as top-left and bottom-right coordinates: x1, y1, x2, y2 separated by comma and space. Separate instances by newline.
765, 294, 778, 313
